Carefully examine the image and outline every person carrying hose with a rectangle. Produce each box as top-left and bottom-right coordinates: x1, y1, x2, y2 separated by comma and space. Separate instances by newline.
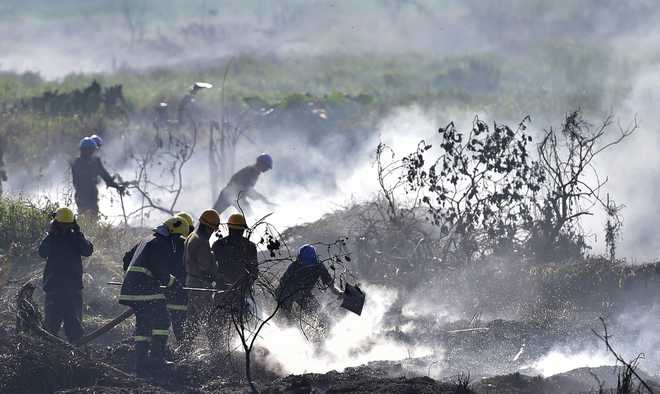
119, 217, 189, 376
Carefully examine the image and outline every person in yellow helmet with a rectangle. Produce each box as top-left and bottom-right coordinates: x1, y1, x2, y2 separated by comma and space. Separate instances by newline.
156, 212, 195, 343
208, 214, 258, 342
176, 212, 195, 234
180, 209, 221, 354
120, 216, 189, 375
38, 207, 94, 342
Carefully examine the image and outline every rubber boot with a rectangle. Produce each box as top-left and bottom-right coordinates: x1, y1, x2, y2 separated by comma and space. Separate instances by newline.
150, 336, 174, 374
134, 341, 150, 377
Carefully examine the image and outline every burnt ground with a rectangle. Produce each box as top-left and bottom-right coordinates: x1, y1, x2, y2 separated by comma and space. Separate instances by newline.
2, 216, 660, 393
3, 307, 660, 394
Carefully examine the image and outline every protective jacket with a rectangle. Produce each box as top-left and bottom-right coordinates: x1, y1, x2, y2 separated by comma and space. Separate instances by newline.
119, 225, 177, 305
184, 226, 217, 287
38, 224, 94, 291
71, 155, 117, 209
277, 261, 334, 302
212, 233, 258, 290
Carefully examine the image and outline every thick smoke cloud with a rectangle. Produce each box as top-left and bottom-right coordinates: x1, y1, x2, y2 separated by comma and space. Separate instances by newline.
2, 1, 659, 79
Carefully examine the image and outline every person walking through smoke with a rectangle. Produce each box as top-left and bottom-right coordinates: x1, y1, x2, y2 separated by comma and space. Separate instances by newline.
38, 207, 94, 342
213, 153, 274, 215
71, 136, 124, 219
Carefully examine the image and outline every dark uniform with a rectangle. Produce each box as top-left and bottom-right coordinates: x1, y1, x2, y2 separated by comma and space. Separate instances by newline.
165, 235, 188, 342
210, 232, 258, 338
38, 223, 93, 342
123, 234, 187, 343
213, 165, 261, 214
119, 226, 178, 371
71, 155, 118, 218
277, 261, 334, 320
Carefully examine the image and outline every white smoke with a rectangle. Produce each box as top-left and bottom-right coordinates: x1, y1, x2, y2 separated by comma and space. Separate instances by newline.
258, 284, 434, 375
528, 348, 611, 377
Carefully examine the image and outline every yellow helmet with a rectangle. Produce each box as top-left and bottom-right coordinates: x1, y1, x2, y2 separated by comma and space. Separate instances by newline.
164, 217, 190, 237
199, 209, 220, 228
227, 213, 248, 230
176, 212, 194, 228
54, 207, 75, 224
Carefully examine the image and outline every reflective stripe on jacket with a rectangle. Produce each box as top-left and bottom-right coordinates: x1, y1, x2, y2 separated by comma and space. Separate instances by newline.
119, 227, 179, 306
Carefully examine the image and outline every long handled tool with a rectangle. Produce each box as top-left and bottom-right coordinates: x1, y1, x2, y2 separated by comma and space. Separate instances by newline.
75, 282, 226, 347
106, 281, 225, 293
73, 308, 135, 346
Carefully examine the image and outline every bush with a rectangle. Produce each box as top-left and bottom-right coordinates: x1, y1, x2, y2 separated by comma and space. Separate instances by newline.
0, 196, 56, 259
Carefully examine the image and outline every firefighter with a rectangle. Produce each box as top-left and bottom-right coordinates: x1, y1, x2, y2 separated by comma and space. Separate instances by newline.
71, 137, 124, 218
213, 153, 274, 215
121, 213, 192, 344
209, 214, 258, 340
180, 209, 221, 353
177, 212, 195, 235
164, 211, 195, 342
277, 244, 343, 322
38, 207, 94, 342
119, 217, 190, 374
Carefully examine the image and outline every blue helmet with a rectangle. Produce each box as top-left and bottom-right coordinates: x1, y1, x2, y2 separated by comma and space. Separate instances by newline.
79, 137, 97, 151
256, 153, 273, 169
297, 244, 318, 265
90, 134, 103, 148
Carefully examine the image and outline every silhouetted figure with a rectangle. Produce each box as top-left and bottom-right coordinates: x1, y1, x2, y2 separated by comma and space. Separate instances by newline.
71, 137, 123, 219
38, 207, 93, 342
213, 153, 273, 214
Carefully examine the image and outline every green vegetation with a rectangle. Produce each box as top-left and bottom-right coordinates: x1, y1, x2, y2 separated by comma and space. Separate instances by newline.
0, 196, 57, 259
0, 42, 633, 117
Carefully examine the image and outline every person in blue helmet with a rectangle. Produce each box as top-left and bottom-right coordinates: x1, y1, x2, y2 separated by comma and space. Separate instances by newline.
276, 244, 343, 321
71, 137, 124, 218
213, 153, 274, 215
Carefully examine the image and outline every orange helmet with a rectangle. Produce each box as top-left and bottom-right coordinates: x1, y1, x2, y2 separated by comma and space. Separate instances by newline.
199, 209, 221, 228
227, 213, 248, 230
